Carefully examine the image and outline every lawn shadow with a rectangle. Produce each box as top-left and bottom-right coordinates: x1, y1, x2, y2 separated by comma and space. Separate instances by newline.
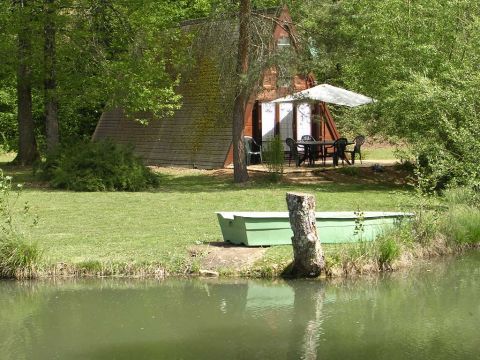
1, 160, 418, 197
153, 168, 414, 194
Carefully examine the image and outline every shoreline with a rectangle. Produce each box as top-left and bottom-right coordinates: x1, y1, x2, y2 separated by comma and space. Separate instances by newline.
7, 242, 479, 281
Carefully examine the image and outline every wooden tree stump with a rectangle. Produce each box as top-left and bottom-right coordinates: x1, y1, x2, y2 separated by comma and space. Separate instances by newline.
286, 192, 324, 277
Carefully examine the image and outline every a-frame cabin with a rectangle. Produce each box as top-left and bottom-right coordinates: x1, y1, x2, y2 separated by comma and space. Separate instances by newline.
93, 6, 340, 169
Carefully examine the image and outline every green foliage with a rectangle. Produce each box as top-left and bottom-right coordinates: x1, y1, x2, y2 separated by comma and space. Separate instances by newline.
328, 209, 445, 273
377, 236, 401, 267
441, 205, 480, 245
353, 210, 365, 237
41, 141, 159, 192
0, 84, 17, 152
410, 210, 440, 246
442, 187, 480, 208
262, 136, 284, 181
1, 170, 19, 234
54, 1, 192, 124
0, 0, 209, 151
0, 233, 40, 279
382, 75, 480, 192
344, 199, 480, 272
298, 0, 480, 192
0, 170, 40, 278
75, 260, 103, 275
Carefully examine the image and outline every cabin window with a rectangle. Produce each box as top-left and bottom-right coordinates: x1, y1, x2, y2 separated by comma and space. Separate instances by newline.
277, 36, 291, 48
277, 74, 291, 88
276, 35, 293, 87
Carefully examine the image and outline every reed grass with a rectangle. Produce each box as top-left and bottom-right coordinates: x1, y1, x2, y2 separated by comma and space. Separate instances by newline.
0, 234, 41, 279
0, 169, 42, 279
441, 206, 480, 245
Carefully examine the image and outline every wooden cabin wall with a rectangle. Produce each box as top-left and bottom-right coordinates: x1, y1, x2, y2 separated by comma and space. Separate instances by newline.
223, 100, 254, 166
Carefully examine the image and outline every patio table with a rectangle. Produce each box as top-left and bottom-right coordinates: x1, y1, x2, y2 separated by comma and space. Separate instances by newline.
297, 140, 353, 166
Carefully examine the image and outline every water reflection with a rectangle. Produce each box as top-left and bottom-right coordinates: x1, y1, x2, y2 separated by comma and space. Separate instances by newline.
287, 281, 325, 360
0, 252, 479, 360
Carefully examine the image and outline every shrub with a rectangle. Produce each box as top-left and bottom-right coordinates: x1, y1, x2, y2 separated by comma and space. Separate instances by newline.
41, 140, 159, 191
262, 136, 284, 181
0, 170, 40, 278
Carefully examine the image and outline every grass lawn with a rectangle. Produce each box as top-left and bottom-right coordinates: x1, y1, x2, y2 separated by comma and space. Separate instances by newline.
362, 145, 409, 161
0, 141, 432, 276
0, 158, 425, 274
363, 147, 396, 160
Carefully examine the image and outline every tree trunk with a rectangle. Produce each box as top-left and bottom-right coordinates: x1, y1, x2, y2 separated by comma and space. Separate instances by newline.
44, 0, 59, 153
286, 192, 324, 277
232, 0, 250, 183
14, 0, 39, 165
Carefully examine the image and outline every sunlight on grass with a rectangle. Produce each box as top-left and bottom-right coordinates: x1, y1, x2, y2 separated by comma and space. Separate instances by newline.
363, 146, 398, 160
20, 179, 415, 266
0, 163, 423, 272
0, 152, 15, 163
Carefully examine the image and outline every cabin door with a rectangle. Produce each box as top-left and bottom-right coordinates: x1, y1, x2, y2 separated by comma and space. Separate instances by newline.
296, 103, 311, 140
260, 102, 293, 151
260, 102, 312, 150
261, 102, 276, 145
278, 103, 294, 150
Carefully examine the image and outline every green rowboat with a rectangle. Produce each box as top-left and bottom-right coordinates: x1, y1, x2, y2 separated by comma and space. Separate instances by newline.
216, 211, 414, 246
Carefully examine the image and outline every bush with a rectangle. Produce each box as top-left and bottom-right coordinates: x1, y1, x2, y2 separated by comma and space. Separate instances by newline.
41, 140, 159, 191
0, 170, 40, 278
262, 136, 284, 181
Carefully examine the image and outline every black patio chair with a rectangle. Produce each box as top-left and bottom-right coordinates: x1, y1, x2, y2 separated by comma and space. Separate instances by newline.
285, 138, 300, 167
324, 138, 348, 166
244, 136, 262, 166
300, 135, 317, 163
347, 135, 365, 164
300, 135, 315, 141
334, 138, 349, 166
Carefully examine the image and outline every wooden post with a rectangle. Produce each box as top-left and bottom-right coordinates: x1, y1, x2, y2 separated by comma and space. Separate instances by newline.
286, 192, 324, 277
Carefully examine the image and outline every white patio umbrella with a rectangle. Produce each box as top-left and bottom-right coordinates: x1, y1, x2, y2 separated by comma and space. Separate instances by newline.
272, 83, 374, 107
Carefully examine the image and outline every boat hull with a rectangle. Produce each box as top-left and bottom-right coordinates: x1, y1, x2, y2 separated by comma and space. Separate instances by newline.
216, 212, 413, 246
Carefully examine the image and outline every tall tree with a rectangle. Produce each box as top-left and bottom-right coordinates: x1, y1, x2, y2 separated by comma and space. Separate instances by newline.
43, 0, 59, 152
13, 0, 39, 165
232, 0, 251, 183
0, 4, 18, 152
5, 0, 194, 154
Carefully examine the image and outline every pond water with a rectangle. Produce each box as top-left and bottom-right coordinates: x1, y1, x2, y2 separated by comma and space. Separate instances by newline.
1, 252, 479, 360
